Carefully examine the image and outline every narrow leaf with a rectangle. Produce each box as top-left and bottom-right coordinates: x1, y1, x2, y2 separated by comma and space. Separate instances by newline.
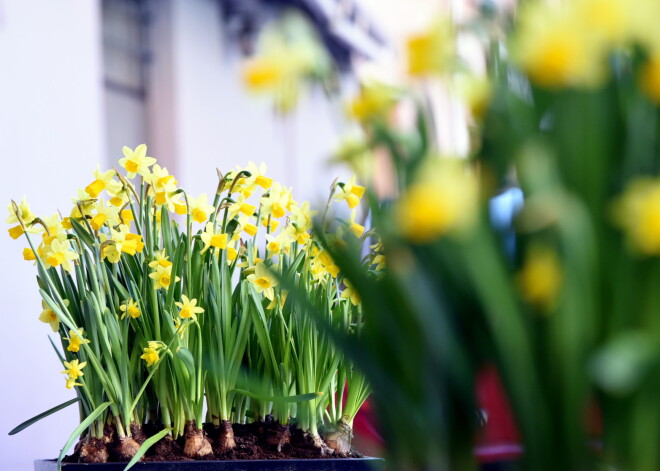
8, 398, 80, 435
123, 427, 172, 471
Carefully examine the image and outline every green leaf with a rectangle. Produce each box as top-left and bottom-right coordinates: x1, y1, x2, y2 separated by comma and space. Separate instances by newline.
123, 427, 172, 471
57, 401, 112, 467
231, 389, 322, 404
8, 398, 80, 435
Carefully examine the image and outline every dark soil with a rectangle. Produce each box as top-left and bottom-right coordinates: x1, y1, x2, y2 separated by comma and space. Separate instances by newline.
64, 422, 363, 463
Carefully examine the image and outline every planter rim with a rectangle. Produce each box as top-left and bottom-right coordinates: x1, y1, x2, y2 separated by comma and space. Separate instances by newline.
34, 457, 385, 470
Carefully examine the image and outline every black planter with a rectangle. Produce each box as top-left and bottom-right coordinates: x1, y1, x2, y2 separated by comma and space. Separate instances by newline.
34, 458, 385, 471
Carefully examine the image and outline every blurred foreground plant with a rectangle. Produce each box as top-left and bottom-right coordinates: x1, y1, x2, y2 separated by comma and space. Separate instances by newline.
296, 1, 660, 470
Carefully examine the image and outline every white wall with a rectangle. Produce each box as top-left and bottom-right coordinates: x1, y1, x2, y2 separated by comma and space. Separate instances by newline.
148, 0, 351, 209
0, 0, 104, 468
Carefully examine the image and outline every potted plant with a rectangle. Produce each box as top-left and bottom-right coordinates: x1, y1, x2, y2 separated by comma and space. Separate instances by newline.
7, 147, 382, 470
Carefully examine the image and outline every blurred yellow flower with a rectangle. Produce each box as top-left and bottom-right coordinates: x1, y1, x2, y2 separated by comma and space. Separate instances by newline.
613, 178, 660, 255
394, 159, 478, 243
513, 3, 605, 88
340, 279, 360, 307
640, 52, 660, 104
517, 246, 562, 310
406, 18, 455, 77
348, 82, 399, 123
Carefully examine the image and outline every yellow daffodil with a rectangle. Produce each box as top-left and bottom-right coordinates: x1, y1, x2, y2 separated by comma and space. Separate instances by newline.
311, 248, 340, 279
39, 300, 61, 332
333, 176, 366, 210
66, 329, 91, 353
62, 359, 87, 380
149, 263, 179, 290
406, 18, 455, 77
261, 183, 293, 219
247, 263, 279, 300
120, 299, 141, 319
23, 248, 36, 261
6, 196, 36, 225
341, 279, 360, 307
612, 178, 660, 255
228, 194, 257, 220
149, 250, 173, 269
90, 199, 120, 231
140, 347, 159, 367
8, 224, 24, 239
119, 144, 157, 179
265, 232, 291, 257
146, 164, 178, 192
200, 222, 228, 254
394, 159, 478, 243
84, 167, 121, 199
43, 239, 79, 272
175, 295, 205, 321
266, 291, 288, 310
188, 194, 215, 224
65, 377, 83, 389
237, 214, 259, 238
517, 245, 562, 310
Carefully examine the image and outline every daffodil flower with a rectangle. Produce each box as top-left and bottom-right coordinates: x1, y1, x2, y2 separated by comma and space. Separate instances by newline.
120, 299, 141, 319
228, 194, 256, 220
149, 250, 173, 269
39, 300, 62, 332
84, 167, 122, 199
90, 199, 120, 231
175, 295, 205, 321
62, 359, 87, 380
65, 377, 83, 389
340, 279, 361, 307
247, 263, 279, 300
6, 196, 36, 225
517, 246, 563, 310
406, 18, 455, 77
333, 176, 365, 210
265, 232, 291, 257
43, 239, 79, 272
66, 329, 91, 353
119, 144, 157, 179
188, 194, 215, 224
140, 347, 159, 367
261, 183, 293, 219
149, 264, 179, 290
200, 222, 228, 254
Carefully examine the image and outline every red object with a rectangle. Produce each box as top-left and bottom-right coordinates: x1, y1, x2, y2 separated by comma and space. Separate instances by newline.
475, 365, 522, 462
